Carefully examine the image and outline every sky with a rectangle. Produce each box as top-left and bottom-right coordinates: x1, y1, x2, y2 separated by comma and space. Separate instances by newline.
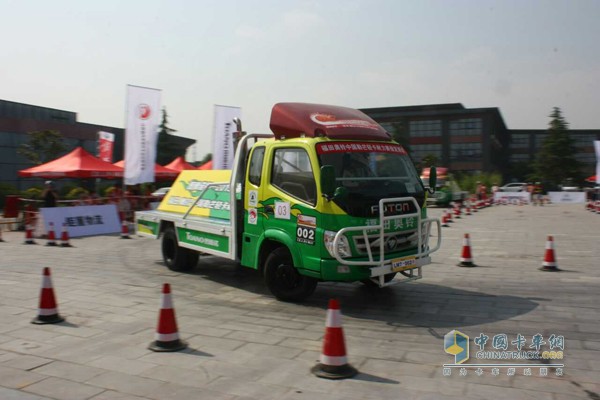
2, 0, 599, 161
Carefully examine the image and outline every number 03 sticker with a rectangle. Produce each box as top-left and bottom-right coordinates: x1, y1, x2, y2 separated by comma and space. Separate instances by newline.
274, 201, 290, 220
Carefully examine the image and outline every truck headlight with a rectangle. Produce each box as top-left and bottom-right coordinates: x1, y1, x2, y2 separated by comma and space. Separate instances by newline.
324, 230, 352, 258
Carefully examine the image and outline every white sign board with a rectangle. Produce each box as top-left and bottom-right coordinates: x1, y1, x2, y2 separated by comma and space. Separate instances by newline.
494, 192, 531, 204
39, 205, 121, 238
547, 191, 586, 204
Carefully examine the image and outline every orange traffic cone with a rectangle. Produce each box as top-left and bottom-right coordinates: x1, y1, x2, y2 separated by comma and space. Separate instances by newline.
32, 267, 65, 324
457, 233, 477, 267
60, 223, 72, 247
24, 224, 36, 245
453, 204, 461, 219
311, 299, 358, 379
120, 221, 130, 239
149, 283, 187, 352
540, 235, 560, 271
46, 222, 57, 246
441, 211, 450, 228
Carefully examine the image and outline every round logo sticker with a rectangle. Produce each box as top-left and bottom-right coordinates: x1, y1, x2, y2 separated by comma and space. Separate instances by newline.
138, 104, 151, 120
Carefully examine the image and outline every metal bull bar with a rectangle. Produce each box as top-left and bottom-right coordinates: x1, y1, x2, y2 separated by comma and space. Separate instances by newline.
332, 197, 441, 287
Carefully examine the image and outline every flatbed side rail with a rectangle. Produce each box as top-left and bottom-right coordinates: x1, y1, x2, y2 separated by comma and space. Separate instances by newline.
332, 197, 441, 266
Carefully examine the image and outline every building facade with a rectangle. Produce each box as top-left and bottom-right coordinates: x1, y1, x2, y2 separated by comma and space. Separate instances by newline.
361, 103, 599, 180
361, 103, 510, 175
0, 99, 194, 190
509, 129, 600, 177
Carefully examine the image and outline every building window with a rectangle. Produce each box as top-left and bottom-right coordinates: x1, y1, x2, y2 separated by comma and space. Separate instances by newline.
409, 144, 442, 162
534, 134, 548, 148
450, 142, 482, 160
510, 134, 529, 148
509, 153, 531, 162
408, 120, 442, 137
449, 118, 482, 136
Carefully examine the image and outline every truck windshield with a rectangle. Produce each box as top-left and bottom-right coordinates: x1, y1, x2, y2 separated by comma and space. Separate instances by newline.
317, 142, 425, 217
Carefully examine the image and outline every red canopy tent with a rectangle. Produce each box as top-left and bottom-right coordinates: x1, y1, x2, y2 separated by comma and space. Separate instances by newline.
113, 161, 179, 180
19, 147, 124, 179
198, 160, 213, 170
163, 156, 196, 172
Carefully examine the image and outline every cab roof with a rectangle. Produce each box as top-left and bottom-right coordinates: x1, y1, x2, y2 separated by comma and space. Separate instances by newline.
269, 102, 392, 141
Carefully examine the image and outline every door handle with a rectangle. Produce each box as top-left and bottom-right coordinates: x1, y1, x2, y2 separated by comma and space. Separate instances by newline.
264, 205, 274, 214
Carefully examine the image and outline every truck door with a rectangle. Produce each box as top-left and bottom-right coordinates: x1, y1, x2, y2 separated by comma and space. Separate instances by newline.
240, 145, 266, 266
263, 146, 319, 271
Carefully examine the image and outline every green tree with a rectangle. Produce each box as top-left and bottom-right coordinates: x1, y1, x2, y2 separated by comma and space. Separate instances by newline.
17, 130, 66, 165
388, 121, 410, 153
419, 154, 439, 170
532, 107, 582, 188
156, 107, 184, 165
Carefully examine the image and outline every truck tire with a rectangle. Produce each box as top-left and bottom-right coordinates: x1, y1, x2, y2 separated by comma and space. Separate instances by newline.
162, 227, 199, 272
264, 247, 317, 302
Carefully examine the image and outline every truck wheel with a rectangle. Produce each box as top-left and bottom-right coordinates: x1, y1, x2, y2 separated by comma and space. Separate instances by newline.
361, 272, 397, 287
162, 227, 199, 272
264, 247, 317, 302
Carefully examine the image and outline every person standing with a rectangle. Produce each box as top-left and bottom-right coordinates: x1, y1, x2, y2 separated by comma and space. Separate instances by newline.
41, 181, 59, 208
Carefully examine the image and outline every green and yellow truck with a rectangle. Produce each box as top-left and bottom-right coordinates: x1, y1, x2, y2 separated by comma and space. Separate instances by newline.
136, 103, 441, 301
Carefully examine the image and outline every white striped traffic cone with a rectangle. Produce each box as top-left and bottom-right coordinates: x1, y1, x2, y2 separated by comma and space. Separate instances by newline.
46, 222, 57, 246
457, 233, 477, 267
311, 299, 357, 379
120, 221, 130, 239
149, 283, 187, 352
24, 224, 36, 245
540, 235, 560, 271
60, 223, 72, 247
31, 267, 65, 324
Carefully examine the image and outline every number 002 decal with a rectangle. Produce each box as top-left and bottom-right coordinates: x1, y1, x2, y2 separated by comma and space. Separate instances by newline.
296, 214, 316, 245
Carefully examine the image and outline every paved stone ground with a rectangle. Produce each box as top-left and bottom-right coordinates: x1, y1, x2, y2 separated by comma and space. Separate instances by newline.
0, 203, 598, 400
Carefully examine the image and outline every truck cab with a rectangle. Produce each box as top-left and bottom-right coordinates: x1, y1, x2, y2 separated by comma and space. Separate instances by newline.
136, 103, 441, 301
421, 167, 467, 207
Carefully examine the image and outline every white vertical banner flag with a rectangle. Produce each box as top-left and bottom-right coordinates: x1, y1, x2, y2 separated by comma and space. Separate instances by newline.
212, 105, 241, 170
98, 131, 115, 163
124, 85, 161, 185
595, 140, 600, 184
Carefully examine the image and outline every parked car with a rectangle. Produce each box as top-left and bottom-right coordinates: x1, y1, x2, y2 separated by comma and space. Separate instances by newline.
498, 182, 528, 192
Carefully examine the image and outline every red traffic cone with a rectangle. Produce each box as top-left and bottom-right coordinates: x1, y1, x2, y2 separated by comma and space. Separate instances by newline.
453, 204, 461, 219
441, 211, 450, 228
149, 283, 187, 352
457, 233, 477, 267
46, 222, 57, 246
32, 267, 65, 324
24, 224, 37, 245
540, 235, 560, 271
60, 223, 72, 247
120, 220, 131, 239
311, 299, 357, 379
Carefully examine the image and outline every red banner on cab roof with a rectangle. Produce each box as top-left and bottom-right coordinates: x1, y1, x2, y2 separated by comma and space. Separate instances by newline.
316, 142, 407, 155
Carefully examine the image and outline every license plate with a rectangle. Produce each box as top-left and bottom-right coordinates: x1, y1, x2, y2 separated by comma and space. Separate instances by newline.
391, 256, 417, 272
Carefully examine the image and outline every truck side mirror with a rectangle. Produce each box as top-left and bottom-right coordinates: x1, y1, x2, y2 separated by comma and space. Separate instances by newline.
428, 166, 437, 194
320, 165, 336, 200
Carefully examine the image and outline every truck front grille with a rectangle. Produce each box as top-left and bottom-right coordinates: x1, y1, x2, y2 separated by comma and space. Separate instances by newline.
353, 230, 418, 255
